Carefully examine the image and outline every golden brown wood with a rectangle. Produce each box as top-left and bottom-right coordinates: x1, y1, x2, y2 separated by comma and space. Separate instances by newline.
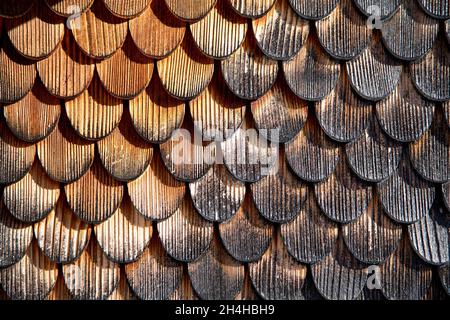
0, 202, 33, 268
0, 241, 58, 300
0, 40, 36, 103
45, 0, 94, 17
34, 196, 91, 263
71, 0, 128, 59
251, 76, 308, 143
95, 196, 153, 263
187, 234, 245, 300
157, 33, 214, 100
219, 195, 273, 262
108, 269, 137, 300
37, 33, 95, 99
252, 0, 309, 60
164, 0, 217, 21
129, 76, 185, 144
103, 0, 151, 18
64, 158, 124, 223
3, 161, 60, 223
3, 80, 61, 143
65, 75, 123, 140
96, 37, 154, 99
221, 33, 278, 100
158, 196, 214, 262
129, 0, 186, 59
191, 0, 247, 59
37, 117, 95, 183
62, 238, 120, 300
128, 151, 186, 221
6, 3, 65, 60
125, 234, 183, 300
190, 71, 246, 141
97, 111, 153, 181
46, 275, 72, 300
0, 120, 36, 185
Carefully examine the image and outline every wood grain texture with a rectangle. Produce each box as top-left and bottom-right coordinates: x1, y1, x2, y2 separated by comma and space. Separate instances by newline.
353, 0, 400, 19
4, 80, 61, 143
251, 149, 308, 223
281, 190, 339, 263
191, 0, 247, 59
252, 0, 308, 61
345, 117, 403, 182
0, 120, 36, 184
249, 230, 307, 300
316, 0, 370, 60
439, 264, 449, 295
380, 236, 432, 300
288, 0, 338, 19
190, 164, 245, 222
378, 156, 435, 224
4, 160, 60, 223
411, 36, 450, 102
376, 70, 435, 142
228, 0, 276, 18
129, 76, 185, 144
129, 0, 185, 59
108, 269, 137, 300
128, 152, 186, 221
409, 110, 450, 183
97, 111, 153, 182
103, 0, 150, 17
408, 204, 449, 265
222, 115, 279, 183
444, 182, 450, 211
157, 33, 214, 100
164, 0, 217, 21
444, 100, 450, 128
446, 19, 450, 42
169, 272, 200, 300
64, 158, 124, 223
0, 202, 33, 268
311, 237, 368, 300
190, 71, 245, 141
37, 33, 94, 99
346, 34, 402, 101
158, 196, 213, 262
65, 75, 123, 140
0, 241, 57, 300
315, 72, 371, 143
160, 123, 215, 182
314, 155, 372, 223
125, 235, 183, 300
46, 275, 72, 300
37, 117, 95, 183
188, 235, 245, 300
422, 271, 449, 300
0, 39, 36, 103
251, 76, 308, 144
285, 115, 340, 182
95, 196, 153, 263
283, 34, 340, 101
45, 0, 94, 17
219, 195, 273, 262
221, 33, 278, 100
34, 196, 91, 263
0, 0, 33, 18
235, 271, 260, 300
6, 2, 65, 60
417, 0, 450, 19
96, 37, 154, 99
342, 194, 402, 264
381, 0, 439, 61
62, 238, 120, 300
71, 0, 128, 59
